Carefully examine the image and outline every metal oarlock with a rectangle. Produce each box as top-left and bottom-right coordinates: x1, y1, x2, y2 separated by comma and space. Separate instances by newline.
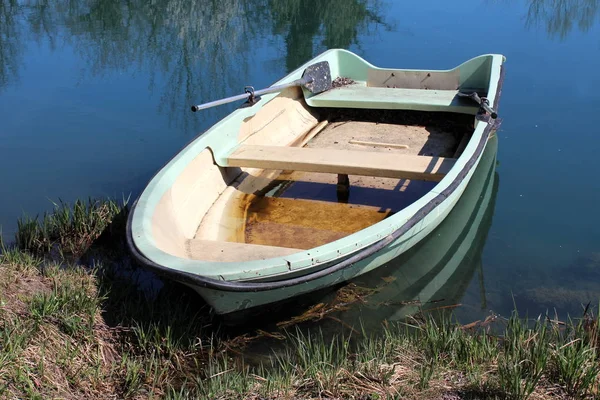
458, 91, 498, 119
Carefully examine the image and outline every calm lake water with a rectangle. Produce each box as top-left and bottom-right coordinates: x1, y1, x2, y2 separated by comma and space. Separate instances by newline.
1, 0, 599, 322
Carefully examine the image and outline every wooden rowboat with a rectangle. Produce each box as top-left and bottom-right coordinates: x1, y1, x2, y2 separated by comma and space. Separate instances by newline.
126, 49, 505, 315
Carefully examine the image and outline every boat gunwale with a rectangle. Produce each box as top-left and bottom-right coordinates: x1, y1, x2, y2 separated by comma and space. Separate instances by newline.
125, 58, 505, 292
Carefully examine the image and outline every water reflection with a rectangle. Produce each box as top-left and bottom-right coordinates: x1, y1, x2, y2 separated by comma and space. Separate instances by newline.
0, 0, 388, 132
21, 0, 271, 133
2, 0, 596, 131
0, 0, 21, 89
525, 0, 600, 39
269, 0, 389, 70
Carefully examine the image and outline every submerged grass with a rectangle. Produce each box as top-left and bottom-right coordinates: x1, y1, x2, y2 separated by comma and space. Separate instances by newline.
1, 198, 600, 399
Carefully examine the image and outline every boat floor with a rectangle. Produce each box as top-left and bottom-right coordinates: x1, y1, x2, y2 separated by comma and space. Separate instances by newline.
193, 110, 473, 255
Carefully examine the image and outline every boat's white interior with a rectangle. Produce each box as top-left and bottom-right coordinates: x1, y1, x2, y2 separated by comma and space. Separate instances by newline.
152, 86, 476, 262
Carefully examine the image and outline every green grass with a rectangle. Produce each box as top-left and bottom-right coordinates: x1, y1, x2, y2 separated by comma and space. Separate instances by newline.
28, 268, 102, 337
497, 314, 549, 400
548, 313, 600, 397
1, 197, 600, 399
0, 230, 41, 272
13, 197, 127, 258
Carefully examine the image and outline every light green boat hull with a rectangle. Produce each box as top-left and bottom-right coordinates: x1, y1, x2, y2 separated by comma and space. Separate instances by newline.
127, 49, 505, 315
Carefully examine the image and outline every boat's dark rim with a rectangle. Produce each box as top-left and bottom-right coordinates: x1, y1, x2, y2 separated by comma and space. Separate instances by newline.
125, 66, 505, 293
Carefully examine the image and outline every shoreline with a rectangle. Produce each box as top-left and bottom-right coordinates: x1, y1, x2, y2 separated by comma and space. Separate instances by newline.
1, 198, 598, 399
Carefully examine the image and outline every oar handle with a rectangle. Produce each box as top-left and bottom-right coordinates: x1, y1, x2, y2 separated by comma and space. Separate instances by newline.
191, 77, 311, 112
191, 92, 252, 112
458, 92, 498, 119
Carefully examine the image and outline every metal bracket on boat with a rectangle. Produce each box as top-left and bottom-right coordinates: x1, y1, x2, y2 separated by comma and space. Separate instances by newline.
479, 97, 497, 119
240, 86, 261, 108
458, 91, 498, 119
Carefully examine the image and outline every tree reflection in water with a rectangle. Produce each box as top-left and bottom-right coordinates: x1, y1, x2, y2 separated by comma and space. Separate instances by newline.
2, 0, 597, 130
525, 0, 600, 39
0, 0, 21, 89
269, 0, 388, 71
0, 0, 389, 132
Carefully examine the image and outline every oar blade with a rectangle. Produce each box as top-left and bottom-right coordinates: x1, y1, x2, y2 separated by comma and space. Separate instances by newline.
302, 61, 332, 94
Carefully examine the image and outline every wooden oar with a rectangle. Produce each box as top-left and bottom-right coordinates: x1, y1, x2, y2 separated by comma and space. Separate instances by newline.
191, 61, 332, 112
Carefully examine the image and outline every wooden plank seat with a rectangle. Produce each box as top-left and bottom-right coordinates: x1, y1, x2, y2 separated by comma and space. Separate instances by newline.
222, 145, 456, 182
185, 239, 301, 262
306, 85, 479, 114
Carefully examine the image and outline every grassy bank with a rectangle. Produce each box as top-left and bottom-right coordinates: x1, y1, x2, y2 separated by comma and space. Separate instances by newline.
1, 199, 600, 399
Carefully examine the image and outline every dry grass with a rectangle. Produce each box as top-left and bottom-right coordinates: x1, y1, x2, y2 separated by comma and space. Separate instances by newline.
0, 264, 118, 399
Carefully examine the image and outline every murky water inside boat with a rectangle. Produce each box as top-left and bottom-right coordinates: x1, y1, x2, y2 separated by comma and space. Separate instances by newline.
243, 195, 392, 249
210, 110, 473, 250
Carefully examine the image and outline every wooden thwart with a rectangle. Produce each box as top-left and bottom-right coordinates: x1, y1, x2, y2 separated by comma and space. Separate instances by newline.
186, 239, 301, 262
224, 145, 456, 182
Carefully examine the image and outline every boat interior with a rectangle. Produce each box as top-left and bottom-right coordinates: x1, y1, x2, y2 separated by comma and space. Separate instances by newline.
151, 56, 496, 263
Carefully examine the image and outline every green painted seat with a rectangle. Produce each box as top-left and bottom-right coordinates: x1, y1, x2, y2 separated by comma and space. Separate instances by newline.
306, 85, 479, 114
